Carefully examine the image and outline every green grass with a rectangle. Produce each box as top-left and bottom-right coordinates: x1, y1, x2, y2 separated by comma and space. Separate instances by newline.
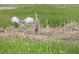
0, 37, 79, 54
1, 5, 79, 28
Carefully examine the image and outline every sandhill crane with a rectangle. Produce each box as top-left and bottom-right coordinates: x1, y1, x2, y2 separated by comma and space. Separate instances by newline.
10, 12, 40, 34
34, 12, 40, 34
20, 12, 40, 34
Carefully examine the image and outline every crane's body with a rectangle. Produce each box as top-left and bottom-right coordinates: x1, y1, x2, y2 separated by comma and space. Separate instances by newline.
22, 17, 34, 25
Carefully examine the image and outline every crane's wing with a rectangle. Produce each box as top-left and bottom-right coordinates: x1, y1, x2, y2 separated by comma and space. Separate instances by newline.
10, 16, 21, 28
10, 16, 20, 25
22, 17, 34, 25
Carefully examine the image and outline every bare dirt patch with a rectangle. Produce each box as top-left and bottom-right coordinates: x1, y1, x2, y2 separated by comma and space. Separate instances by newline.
0, 22, 79, 41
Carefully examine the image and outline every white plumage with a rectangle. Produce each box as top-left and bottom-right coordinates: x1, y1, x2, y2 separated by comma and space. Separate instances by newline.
22, 17, 34, 25
10, 16, 20, 25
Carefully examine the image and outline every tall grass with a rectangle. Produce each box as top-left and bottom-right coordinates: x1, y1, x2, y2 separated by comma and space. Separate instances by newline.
0, 5, 79, 28
0, 37, 79, 54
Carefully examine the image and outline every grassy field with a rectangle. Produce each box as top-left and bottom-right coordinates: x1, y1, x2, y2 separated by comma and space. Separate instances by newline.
0, 4, 79, 54
0, 37, 79, 54
1, 4, 79, 28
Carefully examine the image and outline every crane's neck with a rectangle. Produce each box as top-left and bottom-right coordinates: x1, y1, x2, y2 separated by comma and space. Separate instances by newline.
35, 12, 38, 20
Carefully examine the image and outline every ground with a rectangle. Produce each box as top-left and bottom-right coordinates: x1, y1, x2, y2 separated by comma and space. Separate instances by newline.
0, 22, 79, 41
